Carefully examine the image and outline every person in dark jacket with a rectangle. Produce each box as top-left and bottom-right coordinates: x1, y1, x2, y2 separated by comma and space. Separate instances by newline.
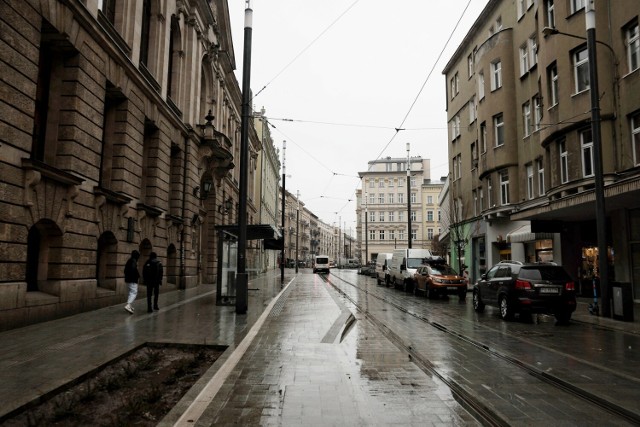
143, 252, 163, 313
124, 250, 140, 314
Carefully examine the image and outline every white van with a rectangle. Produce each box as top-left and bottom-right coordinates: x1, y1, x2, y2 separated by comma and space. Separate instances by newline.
375, 253, 393, 286
313, 255, 330, 274
388, 248, 433, 292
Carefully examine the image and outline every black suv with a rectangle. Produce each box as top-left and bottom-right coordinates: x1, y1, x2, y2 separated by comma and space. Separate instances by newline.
472, 261, 576, 324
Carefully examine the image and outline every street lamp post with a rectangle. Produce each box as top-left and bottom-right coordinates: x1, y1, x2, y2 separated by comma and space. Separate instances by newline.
280, 140, 286, 285
406, 143, 412, 249
236, 0, 253, 314
364, 192, 368, 264
586, 1, 610, 317
295, 190, 299, 274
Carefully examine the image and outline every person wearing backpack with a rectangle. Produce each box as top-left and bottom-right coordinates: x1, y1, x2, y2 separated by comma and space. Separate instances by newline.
123, 250, 140, 314
143, 252, 163, 313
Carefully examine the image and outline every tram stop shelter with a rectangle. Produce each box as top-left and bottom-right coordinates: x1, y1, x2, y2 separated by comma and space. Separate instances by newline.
214, 224, 283, 305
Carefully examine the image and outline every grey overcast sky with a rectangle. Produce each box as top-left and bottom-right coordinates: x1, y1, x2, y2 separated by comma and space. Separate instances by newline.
228, 0, 489, 234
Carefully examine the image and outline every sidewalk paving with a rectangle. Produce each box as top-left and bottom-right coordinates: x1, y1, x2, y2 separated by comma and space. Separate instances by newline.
0, 269, 638, 426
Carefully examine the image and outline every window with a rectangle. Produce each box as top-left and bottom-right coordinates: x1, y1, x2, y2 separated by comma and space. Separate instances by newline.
99, 0, 116, 24
379, 230, 385, 240
632, 112, 640, 165
427, 228, 434, 239
427, 211, 434, 221
369, 179, 375, 188
452, 155, 458, 180
427, 195, 433, 204
527, 164, 534, 199
478, 72, 485, 100
410, 177, 417, 187
581, 129, 594, 177
480, 122, 487, 152
398, 177, 405, 186
520, 44, 529, 75
494, 113, 504, 147
534, 96, 542, 131
450, 72, 459, 98
491, 60, 502, 90
140, 0, 152, 66
468, 54, 474, 77
537, 158, 546, 195
529, 35, 538, 67
560, 139, 569, 184
388, 179, 394, 188
571, 0, 585, 14
369, 230, 375, 240
411, 210, 416, 221
469, 97, 476, 123
389, 230, 395, 240
574, 47, 590, 93
379, 211, 385, 222
473, 190, 478, 216
549, 64, 559, 106
388, 193, 394, 204
385, 163, 393, 172
369, 193, 375, 204
438, 210, 441, 221
523, 101, 532, 136
388, 211, 395, 222
411, 229, 417, 240
627, 21, 639, 73
479, 185, 484, 211
398, 163, 405, 172
379, 180, 385, 188
369, 211, 375, 222
487, 177, 493, 207
378, 193, 385, 204
410, 193, 416, 203
496, 16, 503, 30
517, 0, 526, 19
398, 212, 404, 222
546, 0, 555, 28
398, 193, 404, 203
398, 230, 405, 240
451, 115, 461, 140
500, 170, 510, 205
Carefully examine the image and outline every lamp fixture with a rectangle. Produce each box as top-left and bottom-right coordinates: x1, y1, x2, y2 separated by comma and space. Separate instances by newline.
218, 197, 233, 214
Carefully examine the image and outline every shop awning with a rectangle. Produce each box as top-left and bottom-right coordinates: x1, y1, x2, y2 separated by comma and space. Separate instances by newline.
506, 224, 554, 243
214, 224, 283, 250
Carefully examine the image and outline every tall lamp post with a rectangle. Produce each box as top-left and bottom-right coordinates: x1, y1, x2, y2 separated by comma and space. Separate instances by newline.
586, 0, 610, 317
406, 143, 412, 249
295, 190, 300, 274
364, 190, 368, 264
280, 140, 286, 285
236, 0, 253, 314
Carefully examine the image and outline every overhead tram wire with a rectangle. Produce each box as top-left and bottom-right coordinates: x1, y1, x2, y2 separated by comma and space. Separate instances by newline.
251, 0, 361, 101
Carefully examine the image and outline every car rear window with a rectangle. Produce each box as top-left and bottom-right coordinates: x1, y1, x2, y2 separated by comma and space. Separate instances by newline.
518, 266, 571, 281
316, 257, 328, 264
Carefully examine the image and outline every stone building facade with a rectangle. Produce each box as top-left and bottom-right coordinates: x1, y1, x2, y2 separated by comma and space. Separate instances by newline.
442, 0, 640, 296
0, 0, 264, 330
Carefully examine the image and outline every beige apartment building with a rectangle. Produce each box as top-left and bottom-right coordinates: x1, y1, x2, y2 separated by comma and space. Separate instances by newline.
357, 157, 441, 263
0, 0, 283, 329
442, 0, 640, 298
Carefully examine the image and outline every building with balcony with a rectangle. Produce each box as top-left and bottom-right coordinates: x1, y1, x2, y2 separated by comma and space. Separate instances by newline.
0, 0, 268, 330
357, 156, 437, 263
442, 0, 640, 297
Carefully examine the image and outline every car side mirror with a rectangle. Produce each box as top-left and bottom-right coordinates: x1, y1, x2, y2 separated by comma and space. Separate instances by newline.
481, 273, 487, 280
401, 264, 406, 271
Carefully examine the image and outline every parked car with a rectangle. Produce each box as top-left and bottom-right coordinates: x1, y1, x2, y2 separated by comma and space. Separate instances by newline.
313, 255, 330, 274
413, 257, 467, 300
358, 262, 375, 276
388, 248, 433, 292
375, 253, 393, 286
472, 261, 576, 324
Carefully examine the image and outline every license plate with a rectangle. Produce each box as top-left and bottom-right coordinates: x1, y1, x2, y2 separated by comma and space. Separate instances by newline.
447, 287, 458, 290
539, 287, 559, 294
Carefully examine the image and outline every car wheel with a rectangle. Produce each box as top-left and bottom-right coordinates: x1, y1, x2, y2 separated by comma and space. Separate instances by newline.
472, 290, 485, 312
555, 311, 572, 325
458, 288, 467, 302
499, 295, 514, 320
376, 277, 381, 286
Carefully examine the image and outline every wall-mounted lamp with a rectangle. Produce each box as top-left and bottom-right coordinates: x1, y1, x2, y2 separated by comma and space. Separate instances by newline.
218, 197, 233, 214
194, 177, 214, 200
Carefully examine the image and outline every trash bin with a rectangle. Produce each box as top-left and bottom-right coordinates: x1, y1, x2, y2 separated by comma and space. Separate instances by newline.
611, 282, 634, 322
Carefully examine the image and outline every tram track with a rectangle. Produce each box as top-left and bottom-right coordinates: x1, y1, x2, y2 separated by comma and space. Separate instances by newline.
321, 272, 640, 426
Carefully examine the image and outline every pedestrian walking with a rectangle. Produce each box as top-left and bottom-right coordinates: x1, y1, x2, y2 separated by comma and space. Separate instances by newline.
143, 252, 163, 313
124, 250, 140, 314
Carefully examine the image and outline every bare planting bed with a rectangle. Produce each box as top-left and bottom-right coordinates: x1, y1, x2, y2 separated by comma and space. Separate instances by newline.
3, 343, 224, 426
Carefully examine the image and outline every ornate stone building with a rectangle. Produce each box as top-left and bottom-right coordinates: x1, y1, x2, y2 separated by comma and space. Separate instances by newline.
0, 0, 262, 329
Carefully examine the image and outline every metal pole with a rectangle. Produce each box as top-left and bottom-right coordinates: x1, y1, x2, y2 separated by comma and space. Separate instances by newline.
295, 190, 299, 274
586, 1, 610, 317
280, 141, 286, 284
236, 1, 253, 314
407, 143, 412, 249
365, 200, 368, 264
